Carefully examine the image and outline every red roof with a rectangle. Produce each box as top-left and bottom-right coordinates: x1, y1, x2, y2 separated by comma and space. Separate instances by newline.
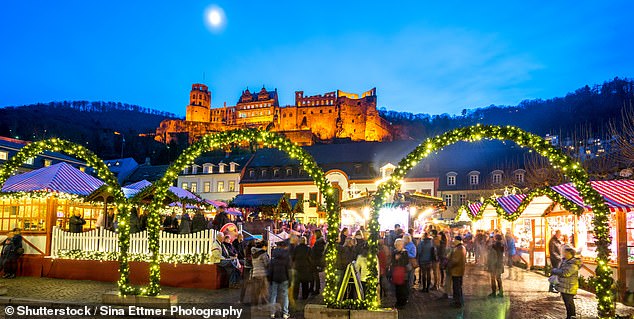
551, 180, 634, 211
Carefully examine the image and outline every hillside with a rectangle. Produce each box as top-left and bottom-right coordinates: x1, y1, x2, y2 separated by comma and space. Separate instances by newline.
381, 77, 634, 140
0, 101, 181, 162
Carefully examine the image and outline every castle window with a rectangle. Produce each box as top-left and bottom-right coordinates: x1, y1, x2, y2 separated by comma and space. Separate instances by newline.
320, 110, 323, 114
470, 174, 479, 185
249, 169, 255, 178
353, 164, 362, 175
329, 109, 332, 113
286, 168, 293, 176
273, 169, 280, 177
261, 169, 267, 177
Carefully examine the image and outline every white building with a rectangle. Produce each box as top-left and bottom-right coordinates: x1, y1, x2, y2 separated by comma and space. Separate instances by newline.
177, 153, 252, 202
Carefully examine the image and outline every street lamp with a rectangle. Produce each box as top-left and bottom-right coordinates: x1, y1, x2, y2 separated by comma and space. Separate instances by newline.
114, 131, 125, 158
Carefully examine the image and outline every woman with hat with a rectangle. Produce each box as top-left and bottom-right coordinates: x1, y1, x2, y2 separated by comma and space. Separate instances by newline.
447, 236, 466, 308
551, 247, 582, 319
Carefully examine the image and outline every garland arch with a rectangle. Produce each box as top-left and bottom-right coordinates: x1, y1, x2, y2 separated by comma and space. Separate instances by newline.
0, 139, 137, 293
134, 129, 340, 297
368, 125, 614, 318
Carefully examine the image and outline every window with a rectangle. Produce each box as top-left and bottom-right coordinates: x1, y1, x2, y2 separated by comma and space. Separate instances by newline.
308, 217, 317, 224
515, 172, 525, 183
204, 182, 211, 193
447, 175, 456, 186
190, 182, 197, 193
219, 164, 225, 173
183, 167, 189, 174
309, 192, 318, 207
217, 181, 225, 192
444, 194, 453, 207
204, 165, 213, 174
228, 181, 236, 192
273, 169, 280, 177
627, 212, 634, 263
492, 173, 502, 184
44, 159, 52, 167
0, 151, 8, 160
261, 169, 267, 178
182, 182, 188, 190
286, 168, 293, 176
192, 166, 198, 174
469, 175, 479, 185
249, 169, 255, 178
79, 166, 86, 172
0, 198, 48, 232
25, 157, 34, 165
459, 194, 467, 206
296, 193, 304, 205
230, 163, 237, 172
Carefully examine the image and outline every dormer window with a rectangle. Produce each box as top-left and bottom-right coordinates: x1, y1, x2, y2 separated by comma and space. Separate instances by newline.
286, 168, 293, 176
380, 163, 396, 179
273, 169, 280, 178
191, 165, 199, 174
183, 166, 190, 175
249, 169, 255, 178
203, 163, 214, 174
514, 169, 526, 183
492, 170, 503, 184
261, 169, 267, 177
468, 171, 480, 185
446, 172, 457, 186
218, 163, 226, 173
353, 164, 363, 175
229, 162, 238, 172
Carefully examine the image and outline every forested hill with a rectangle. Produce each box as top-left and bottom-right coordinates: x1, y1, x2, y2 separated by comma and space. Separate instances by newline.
0, 101, 181, 161
382, 77, 634, 140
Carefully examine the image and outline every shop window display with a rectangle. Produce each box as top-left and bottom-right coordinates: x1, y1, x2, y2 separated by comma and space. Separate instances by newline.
627, 212, 634, 263
577, 213, 618, 262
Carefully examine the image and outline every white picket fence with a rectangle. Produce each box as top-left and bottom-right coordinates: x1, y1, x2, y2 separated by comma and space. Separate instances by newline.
51, 226, 217, 256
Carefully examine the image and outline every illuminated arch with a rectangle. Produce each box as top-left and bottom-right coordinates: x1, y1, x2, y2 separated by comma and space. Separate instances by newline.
0, 138, 136, 293
368, 125, 614, 318
136, 129, 339, 297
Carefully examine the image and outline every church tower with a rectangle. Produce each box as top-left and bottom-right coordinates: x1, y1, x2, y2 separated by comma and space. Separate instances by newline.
185, 83, 211, 122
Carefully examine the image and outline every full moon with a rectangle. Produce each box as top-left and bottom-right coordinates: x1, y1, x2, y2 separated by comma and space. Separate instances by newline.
204, 5, 226, 32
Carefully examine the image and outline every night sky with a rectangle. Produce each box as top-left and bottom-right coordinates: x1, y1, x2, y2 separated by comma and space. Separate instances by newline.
1, 1, 633, 115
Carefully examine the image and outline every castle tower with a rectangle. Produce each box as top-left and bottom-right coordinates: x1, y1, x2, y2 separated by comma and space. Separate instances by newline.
185, 83, 211, 122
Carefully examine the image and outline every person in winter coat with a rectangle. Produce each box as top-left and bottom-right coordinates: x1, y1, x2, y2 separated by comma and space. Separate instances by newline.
403, 234, 417, 289
447, 236, 466, 308
310, 229, 326, 294
391, 238, 410, 308
487, 234, 505, 297
68, 211, 86, 233
129, 207, 141, 233
354, 244, 372, 296
269, 240, 291, 319
292, 236, 313, 300
505, 229, 517, 279
219, 235, 240, 288
191, 211, 207, 233
548, 230, 563, 293
179, 212, 192, 234
251, 241, 270, 306
417, 232, 437, 292
552, 247, 582, 319
1, 228, 23, 279
338, 237, 357, 272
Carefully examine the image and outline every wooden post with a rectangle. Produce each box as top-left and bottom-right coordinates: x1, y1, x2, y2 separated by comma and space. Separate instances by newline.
45, 197, 58, 256
616, 209, 627, 302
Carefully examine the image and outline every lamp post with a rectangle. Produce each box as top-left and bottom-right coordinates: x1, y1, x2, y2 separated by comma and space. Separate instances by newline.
114, 131, 125, 158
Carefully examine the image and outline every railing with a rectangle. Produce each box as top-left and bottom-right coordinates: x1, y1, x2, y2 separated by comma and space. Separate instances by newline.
50, 226, 217, 257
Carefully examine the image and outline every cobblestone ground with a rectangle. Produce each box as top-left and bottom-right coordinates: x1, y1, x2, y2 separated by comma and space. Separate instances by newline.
0, 264, 632, 319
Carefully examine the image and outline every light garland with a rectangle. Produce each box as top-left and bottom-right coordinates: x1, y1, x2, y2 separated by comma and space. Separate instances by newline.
455, 186, 584, 223
370, 125, 614, 318
143, 129, 338, 298
0, 138, 134, 295
0, 190, 83, 201
56, 250, 214, 265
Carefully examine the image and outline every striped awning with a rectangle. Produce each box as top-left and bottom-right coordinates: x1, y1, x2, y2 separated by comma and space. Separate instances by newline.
467, 202, 482, 217
551, 180, 634, 212
2, 162, 104, 196
496, 194, 527, 214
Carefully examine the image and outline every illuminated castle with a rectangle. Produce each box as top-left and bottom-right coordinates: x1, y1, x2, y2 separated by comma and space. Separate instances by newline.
156, 83, 393, 145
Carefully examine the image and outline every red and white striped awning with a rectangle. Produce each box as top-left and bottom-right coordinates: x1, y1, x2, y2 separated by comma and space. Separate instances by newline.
496, 194, 527, 214
551, 180, 634, 212
468, 202, 482, 217
2, 162, 104, 196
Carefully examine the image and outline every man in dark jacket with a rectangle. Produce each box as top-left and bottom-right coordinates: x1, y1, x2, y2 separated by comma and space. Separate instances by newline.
310, 229, 326, 294
1, 228, 23, 279
191, 211, 207, 233
548, 230, 562, 293
68, 211, 86, 233
292, 236, 312, 300
269, 240, 291, 319
213, 207, 231, 231
417, 232, 436, 292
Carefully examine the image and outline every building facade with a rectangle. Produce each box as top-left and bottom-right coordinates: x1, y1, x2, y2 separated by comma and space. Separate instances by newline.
156, 84, 393, 145
177, 153, 251, 202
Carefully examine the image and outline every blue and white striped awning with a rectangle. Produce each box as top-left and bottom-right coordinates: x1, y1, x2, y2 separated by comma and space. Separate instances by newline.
2, 162, 104, 196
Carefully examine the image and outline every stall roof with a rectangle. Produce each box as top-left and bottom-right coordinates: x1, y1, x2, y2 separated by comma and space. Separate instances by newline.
552, 180, 634, 211
232, 193, 287, 208
496, 194, 527, 214
1, 162, 103, 196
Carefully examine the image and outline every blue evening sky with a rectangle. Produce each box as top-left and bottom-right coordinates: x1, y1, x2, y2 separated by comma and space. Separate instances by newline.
1, 1, 632, 116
